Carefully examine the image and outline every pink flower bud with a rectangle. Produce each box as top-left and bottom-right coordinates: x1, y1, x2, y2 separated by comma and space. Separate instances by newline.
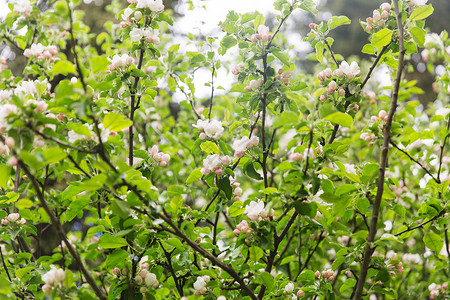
196, 237, 202, 243
215, 169, 223, 175
381, 10, 389, 19
199, 132, 207, 140
5, 137, 14, 149
315, 271, 321, 277
297, 290, 305, 297
380, 3, 391, 11
366, 17, 373, 24
42, 284, 52, 293
233, 229, 240, 235
378, 110, 387, 119
366, 25, 373, 32
319, 95, 326, 102
370, 116, 378, 122
373, 11, 381, 22
329, 275, 334, 281
338, 89, 345, 97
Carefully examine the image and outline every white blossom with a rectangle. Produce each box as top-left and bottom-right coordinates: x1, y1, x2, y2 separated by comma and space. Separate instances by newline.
13, 0, 32, 16
245, 200, 265, 221
201, 154, 221, 175
0, 90, 12, 102
204, 119, 224, 139
136, 0, 164, 12
338, 61, 361, 79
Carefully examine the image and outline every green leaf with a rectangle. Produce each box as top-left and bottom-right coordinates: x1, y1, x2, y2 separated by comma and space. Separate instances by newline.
52, 60, 76, 76
186, 168, 202, 185
332, 256, 346, 270
361, 44, 375, 55
272, 49, 291, 66
315, 42, 323, 62
217, 177, 232, 200
249, 245, 263, 262
371, 28, 392, 48
91, 56, 110, 73
131, 68, 148, 78
260, 272, 274, 292
220, 36, 237, 54
410, 4, 434, 20
245, 162, 263, 180
228, 201, 245, 217
66, 197, 90, 222
327, 16, 351, 30
410, 26, 426, 47
111, 199, 131, 219
423, 232, 443, 253
254, 15, 265, 30
0, 276, 11, 295
98, 234, 128, 249
272, 111, 298, 128
103, 112, 133, 132
43, 147, 67, 164
0, 165, 11, 188
325, 112, 353, 128
15, 267, 34, 280
297, 270, 315, 281
200, 141, 220, 155
106, 249, 129, 268
299, 0, 318, 15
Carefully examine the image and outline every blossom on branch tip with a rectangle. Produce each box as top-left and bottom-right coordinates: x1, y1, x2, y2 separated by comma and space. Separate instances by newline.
136, 0, 164, 12
245, 200, 264, 221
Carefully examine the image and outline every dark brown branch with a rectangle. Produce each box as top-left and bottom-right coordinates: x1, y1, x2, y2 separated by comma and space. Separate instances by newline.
159, 241, 184, 296
324, 39, 339, 67
158, 214, 258, 300
353, 1, 405, 298
66, 0, 86, 93
360, 43, 391, 90
16, 160, 106, 300
437, 115, 450, 182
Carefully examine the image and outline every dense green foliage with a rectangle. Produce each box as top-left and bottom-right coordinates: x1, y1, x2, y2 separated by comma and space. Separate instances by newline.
0, 0, 449, 299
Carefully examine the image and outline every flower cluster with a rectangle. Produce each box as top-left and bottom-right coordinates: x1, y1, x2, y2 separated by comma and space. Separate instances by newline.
24, 44, 59, 61
251, 25, 271, 42
230, 177, 242, 200
134, 261, 159, 293
193, 119, 224, 140
130, 28, 161, 44
232, 135, 259, 158
233, 220, 252, 236
391, 182, 407, 197
133, 0, 164, 12
406, 0, 428, 7
193, 275, 210, 296
200, 154, 231, 175
370, 110, 387, 122
289, 152, 302, 162
231, 63, 245, 76
428, 282, 448, 299
403, 253, 422, 264
315, 268, 335, 281
244, 78, 264, 92
121, 8, 142, 28
1, 213, 25, 225
421, 33, 449, 63
360, 132, 376, 143
0, 136, 14, 155
42, 267, 65, 293
364, 3, 391, 33
280, 282, 304, 299
275, 69, 292, 86
150, 145, 170, 167
13, 0, 32, 16
317, 61, 360, 101
244, 200, 274, 221
107, 54, 135, 72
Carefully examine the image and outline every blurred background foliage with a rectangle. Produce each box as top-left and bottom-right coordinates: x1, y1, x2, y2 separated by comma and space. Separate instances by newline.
1, 0, 449, 106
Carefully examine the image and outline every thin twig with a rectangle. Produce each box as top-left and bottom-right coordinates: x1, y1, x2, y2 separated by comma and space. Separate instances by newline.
394, 209, 446, 237
390, 140, 438, 183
